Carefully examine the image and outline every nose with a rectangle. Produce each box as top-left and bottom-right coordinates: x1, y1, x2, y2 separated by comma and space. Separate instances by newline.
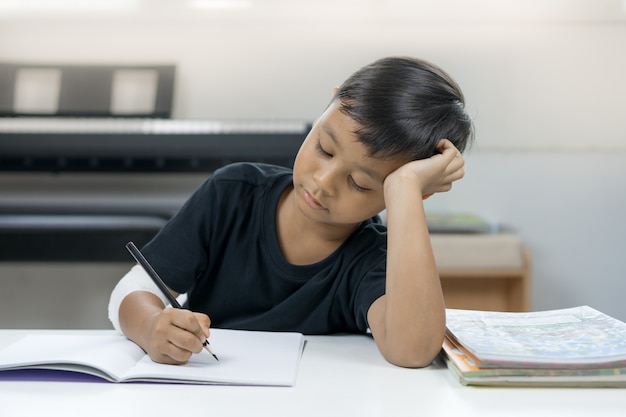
313, 162, 338, 197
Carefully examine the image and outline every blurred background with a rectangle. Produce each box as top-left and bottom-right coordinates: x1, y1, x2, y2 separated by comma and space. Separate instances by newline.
0, 0, 625, 328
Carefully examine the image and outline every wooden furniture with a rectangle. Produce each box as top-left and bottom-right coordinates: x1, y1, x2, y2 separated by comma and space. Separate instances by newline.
431, 233, 531, 312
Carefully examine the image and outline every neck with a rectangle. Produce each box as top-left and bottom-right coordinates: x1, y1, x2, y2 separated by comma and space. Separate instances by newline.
275, 188, 362, 265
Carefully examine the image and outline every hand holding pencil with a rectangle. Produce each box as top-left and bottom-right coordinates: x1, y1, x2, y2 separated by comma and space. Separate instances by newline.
125, 242, 219, 362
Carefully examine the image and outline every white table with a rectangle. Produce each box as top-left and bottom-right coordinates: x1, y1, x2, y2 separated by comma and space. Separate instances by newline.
1, 330, 625, 417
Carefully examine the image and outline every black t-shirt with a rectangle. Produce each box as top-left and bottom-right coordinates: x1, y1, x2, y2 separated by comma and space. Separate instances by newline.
142, 162, 387, 335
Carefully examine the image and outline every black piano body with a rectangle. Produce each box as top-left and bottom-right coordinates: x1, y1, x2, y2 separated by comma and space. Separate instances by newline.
0, 118, 311, 261
0, 117, 310, 173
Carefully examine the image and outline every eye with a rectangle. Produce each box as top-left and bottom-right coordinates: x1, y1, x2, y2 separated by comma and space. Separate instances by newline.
315, 138, 332, 158
349, 176, 368, 193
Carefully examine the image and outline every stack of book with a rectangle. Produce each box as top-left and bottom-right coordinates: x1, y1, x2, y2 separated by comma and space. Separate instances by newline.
440, 306, 626, 387
425, 212, 494, 234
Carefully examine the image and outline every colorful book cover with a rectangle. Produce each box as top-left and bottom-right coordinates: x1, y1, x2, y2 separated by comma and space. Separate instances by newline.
445, 306, 626, 369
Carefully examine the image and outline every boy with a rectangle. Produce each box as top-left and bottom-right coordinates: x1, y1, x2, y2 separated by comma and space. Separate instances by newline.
108, 56, 473, 368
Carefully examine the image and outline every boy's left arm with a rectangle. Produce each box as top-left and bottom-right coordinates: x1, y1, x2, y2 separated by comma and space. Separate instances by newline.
367, 140, 465, 368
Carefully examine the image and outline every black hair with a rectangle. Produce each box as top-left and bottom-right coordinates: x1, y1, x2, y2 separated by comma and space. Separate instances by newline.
335, 56, 474, 160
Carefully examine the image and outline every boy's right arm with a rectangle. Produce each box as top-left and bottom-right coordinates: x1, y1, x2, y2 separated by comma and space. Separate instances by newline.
118, 291, 211, 365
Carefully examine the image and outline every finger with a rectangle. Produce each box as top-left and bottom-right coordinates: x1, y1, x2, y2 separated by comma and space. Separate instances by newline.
174, 312, 210, 342
147, 325, 197, 364
435, 143, 461, 169
169, 310, 205, 336
436, 138, 451, 150
439, 161, 465, 189
167, 324, 205, 357
160, 310, 206, 353
436, 138, 459, 153
443, 159, 463, 176
193, 312, 211, 340
444, 150, 465, 176
440, 168, 464, 187
148, 351, 188, 365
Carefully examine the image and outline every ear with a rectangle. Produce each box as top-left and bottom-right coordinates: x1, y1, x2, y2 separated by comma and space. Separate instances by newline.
333, 86, 339, 95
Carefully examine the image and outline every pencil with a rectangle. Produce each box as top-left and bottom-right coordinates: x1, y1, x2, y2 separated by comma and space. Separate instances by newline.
125, 241, 219, 361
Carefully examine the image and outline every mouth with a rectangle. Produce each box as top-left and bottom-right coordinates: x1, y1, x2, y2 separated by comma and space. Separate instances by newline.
303, 189, 326, 210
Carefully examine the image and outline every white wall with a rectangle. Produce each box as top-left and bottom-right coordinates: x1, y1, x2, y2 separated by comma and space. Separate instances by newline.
1, 1, 625, 320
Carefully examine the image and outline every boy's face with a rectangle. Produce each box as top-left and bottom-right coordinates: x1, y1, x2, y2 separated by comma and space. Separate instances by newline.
292, 100, 406, 229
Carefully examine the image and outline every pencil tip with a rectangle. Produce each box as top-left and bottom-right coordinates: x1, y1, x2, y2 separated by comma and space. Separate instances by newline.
203, 342, 218, 360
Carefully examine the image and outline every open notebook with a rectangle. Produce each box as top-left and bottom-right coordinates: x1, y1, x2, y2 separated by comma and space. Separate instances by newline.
0, 329, 304, 386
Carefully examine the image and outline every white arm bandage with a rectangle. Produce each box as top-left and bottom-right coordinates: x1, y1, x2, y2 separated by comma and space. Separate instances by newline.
107, 264, 171, 333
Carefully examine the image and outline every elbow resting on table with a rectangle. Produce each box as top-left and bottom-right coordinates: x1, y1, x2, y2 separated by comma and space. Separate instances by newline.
379, 337, 444, 368
367, 296, 447, 368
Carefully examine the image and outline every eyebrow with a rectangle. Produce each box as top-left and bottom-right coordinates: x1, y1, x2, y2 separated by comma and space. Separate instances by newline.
322, 124, 383, 184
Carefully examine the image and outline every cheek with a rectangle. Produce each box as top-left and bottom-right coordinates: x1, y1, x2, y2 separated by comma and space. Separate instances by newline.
368, 200, 386, 217
342, 195, 385, 219
367, 193, 387, 215
293, 140, 314, 171
292, 150, 307, 181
